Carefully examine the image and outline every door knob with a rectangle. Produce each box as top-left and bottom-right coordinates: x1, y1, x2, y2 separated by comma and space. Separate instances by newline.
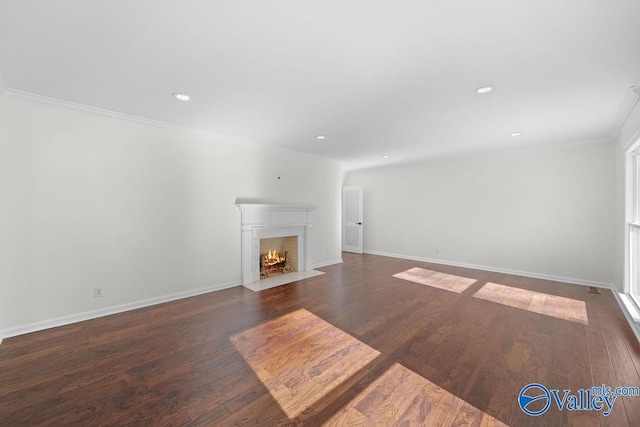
356, 222, 362, 225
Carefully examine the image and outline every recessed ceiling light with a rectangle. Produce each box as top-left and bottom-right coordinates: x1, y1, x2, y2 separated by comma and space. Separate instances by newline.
381, 155, 390, 159
510, 132, 522, 137
476, 86, 493, 94
315, 135, 326, 140
173, 93, 190, 101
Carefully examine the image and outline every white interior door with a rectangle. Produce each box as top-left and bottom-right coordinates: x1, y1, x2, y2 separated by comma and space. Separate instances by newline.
342, 186, 363, 254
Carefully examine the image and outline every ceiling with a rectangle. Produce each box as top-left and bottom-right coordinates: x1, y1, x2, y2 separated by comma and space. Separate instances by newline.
1, 1, 639, 170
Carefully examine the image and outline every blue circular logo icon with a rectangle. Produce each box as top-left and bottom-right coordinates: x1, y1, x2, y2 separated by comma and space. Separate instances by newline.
518, 383, 551, 416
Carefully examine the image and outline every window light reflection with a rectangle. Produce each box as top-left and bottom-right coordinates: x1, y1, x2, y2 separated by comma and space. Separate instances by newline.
473, 282, 588, 325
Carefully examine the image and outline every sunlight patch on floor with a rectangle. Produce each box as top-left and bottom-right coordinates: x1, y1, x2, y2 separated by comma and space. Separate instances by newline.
393, 267, 477, 293
326, 363, 508, 426
473, 282, 589, 325
229, 309, 380, 419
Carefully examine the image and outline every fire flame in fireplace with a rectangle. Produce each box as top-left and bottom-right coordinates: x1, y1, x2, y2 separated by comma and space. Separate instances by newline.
266, 250, 285, 263
261, 249, 291, 278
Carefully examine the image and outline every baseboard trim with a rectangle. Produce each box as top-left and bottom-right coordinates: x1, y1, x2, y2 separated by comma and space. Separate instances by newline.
612, 292, 640, 343
314, 258, 343, 269
364, 250, 614, 289
365, 250, 640, 343
0, 281, 239, 341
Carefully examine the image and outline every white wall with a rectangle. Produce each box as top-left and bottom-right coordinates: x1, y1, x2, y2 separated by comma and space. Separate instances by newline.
0, 96, 343, 337
344, 142, 616, 287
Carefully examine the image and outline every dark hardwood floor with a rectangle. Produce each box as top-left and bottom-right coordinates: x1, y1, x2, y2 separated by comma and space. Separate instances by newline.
2, 253, 640, 426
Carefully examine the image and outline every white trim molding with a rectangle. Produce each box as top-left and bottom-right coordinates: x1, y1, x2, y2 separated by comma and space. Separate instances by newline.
612, 292, 640, 344
614, 85, 640, 143
616, 81, 640, 150
314, 258, 344, 269
365, 250, 640, 343
0, 281, 238, 342
0, 89, 343, 166
364, 249, 613, 288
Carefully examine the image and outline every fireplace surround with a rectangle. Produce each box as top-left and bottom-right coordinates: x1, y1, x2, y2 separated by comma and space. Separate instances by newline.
236, 203, 319, 288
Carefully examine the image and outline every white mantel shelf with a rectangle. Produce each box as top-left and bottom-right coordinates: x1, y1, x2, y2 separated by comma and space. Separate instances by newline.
236, 203, 319, 288
236, 203, 319, 209
236, 203, 319, 228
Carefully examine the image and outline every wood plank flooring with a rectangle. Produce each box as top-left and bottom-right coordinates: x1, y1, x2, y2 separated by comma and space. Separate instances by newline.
229, 309, 380, 419
327, 363, 507, 426
1, 253, 640, 426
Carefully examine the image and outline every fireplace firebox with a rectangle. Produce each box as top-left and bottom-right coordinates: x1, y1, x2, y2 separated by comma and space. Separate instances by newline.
260, 236, 298, 278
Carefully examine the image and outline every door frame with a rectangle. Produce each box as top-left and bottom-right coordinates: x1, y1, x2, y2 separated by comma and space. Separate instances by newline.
342, 186, 363, 254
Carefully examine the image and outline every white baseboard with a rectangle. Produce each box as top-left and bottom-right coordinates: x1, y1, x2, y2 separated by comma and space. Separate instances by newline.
314, 258, 343, 269
613, 292, 640, 343
4, 253, 637, 346
0, 281, 239, 342
365, 250, 640, 343
364, 250, 614, 289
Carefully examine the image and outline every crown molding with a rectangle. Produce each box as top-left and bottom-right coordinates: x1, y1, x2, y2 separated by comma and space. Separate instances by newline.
344, 137, 613, 173
0, 88, 343, 166
612, 84, 640, 140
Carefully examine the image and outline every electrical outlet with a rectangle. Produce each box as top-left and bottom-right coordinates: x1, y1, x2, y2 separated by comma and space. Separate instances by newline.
94, 287, 103, 298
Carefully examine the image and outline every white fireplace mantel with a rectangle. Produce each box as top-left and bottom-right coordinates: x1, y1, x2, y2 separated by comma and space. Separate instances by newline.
236, 203, 318, 287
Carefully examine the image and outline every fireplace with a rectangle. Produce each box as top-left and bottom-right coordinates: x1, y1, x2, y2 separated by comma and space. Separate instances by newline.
236, 203, 319, 287
260, 235, 298, 278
